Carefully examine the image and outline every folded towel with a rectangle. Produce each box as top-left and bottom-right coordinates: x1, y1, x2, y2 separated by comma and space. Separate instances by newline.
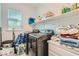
59, 36, 79, 44
60, 41, 79, 47
60, 40, 77, 44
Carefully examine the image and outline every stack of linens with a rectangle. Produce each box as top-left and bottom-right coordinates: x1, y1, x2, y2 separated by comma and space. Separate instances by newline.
59, 36, 79, 47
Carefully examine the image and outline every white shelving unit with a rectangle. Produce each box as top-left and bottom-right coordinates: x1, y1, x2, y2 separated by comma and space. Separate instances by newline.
48, 40, 79, 56
31, 9, 79, 29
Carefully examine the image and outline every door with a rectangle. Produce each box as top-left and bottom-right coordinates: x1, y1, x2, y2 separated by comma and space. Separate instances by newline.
0, 4, 2, 50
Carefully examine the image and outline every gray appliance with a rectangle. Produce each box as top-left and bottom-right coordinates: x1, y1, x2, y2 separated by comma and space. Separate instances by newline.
29, 29, 54, 56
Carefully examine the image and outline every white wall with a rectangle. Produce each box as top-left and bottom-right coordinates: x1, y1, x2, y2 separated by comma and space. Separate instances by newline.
36, 3, 79, 16
0, 4, 1, 27
2, 3, 37, 41
2, 3, 79, 41
34, 9, 79, 34
33, 3, 79, 32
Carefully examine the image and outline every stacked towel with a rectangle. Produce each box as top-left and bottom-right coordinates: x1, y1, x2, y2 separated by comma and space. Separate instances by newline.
59, 36, 79, 47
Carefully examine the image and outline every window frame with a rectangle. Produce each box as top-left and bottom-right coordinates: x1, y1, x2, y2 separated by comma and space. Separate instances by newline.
8, 8, 23, 31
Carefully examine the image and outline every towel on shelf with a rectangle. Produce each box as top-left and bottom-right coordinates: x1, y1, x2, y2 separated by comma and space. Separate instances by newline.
60, 41, 79, 47
59, 36, 79, 47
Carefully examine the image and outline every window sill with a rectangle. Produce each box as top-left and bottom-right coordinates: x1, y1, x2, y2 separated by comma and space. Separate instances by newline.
7, 29, 23, 31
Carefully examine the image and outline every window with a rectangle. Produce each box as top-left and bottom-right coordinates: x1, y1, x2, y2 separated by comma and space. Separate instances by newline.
8, 9, 22, 30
